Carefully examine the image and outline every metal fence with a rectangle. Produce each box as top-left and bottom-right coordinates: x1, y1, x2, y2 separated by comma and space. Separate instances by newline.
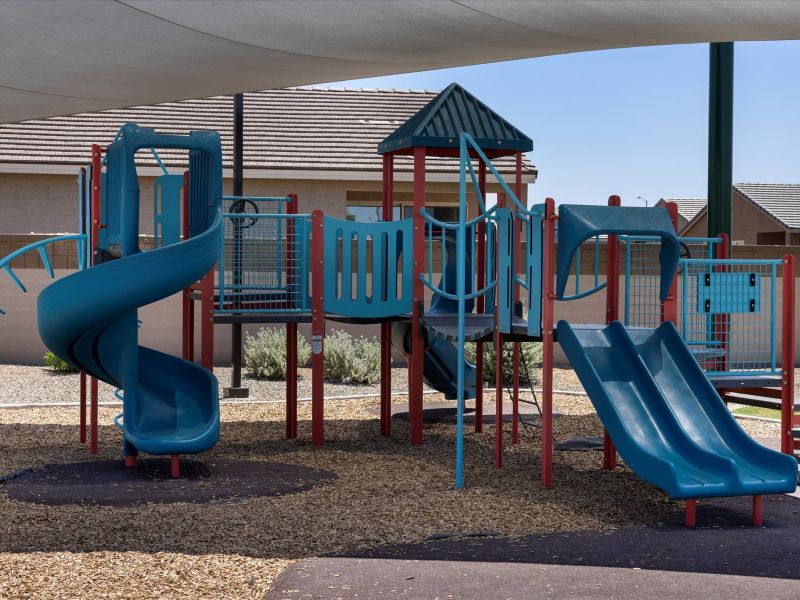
217, 196, 310, 313
622, 235, 780, 376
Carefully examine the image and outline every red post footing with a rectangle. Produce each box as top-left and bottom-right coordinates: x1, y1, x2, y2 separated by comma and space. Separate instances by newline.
79, 372, 87, 444
124, 456, 138, 469
171, 454, 180, 479
90, 376, 98, 455
752, 495, 763, 526
685, 499, 697, 527
603, 431, 617, 470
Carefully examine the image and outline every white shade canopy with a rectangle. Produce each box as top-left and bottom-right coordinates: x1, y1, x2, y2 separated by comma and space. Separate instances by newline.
1, 0, 799, 123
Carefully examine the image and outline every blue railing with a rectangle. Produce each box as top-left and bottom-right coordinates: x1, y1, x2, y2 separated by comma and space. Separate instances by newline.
560, 235, 606, 301
0, 234, 88, 315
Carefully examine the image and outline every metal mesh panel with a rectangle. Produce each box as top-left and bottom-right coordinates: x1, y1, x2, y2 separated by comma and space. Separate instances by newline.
217, 196, 310, 313
622, 235, 779, 375
681, 259, 778, 375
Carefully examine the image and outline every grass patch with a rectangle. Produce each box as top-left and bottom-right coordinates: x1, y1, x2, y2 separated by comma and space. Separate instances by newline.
732, 405, 781, 419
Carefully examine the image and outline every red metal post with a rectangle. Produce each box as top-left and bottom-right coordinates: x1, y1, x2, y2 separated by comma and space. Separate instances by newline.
752, 495, 763, 526
475, 161, 487, 433
541, 198, 556, 488
311, 210, 325, 446
90, 376, 98, 455
495, 192, 506, 468
79, 372, 86, 444
512, 151, 523, 444
661, 202, 679, 325
603, 195, 621, 471
171, 454, 180, 479
200, 270, 214, 372
286, 194, 299, 439
409, 147, 426, 446
685, 499, 697, 527
89, 145, 102, 456
380, 154, 395, 437
781, 254, 795, 455
181, 171, 192, 360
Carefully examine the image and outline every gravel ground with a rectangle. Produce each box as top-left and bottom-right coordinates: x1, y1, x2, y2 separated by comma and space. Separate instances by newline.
0, 364, 787, 597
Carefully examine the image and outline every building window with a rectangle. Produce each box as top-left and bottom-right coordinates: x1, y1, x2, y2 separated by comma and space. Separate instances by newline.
345, 205, 401, 222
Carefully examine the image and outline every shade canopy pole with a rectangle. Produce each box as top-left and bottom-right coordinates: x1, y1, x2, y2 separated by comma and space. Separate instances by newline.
225, 92, 249, 398
707, 42, 734, 248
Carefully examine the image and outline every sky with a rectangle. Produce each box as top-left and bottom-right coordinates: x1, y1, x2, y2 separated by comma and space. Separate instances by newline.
326, 40, 800, 207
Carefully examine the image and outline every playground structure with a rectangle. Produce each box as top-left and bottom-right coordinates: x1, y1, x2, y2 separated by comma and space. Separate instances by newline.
0, 84, 797, 526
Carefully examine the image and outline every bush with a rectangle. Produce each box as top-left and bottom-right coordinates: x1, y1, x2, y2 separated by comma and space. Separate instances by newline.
244, 327, 311, 380
324, 330, 381, 385
43, 351, 78, 373
466, 340, 542, 386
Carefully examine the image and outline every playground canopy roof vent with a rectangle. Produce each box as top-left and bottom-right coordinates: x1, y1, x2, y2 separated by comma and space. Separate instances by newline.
378, 83, 532, 157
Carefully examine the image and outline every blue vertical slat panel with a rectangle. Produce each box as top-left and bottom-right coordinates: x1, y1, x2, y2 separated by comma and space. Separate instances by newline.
153, 174, 184, 248
526, 204, 545, 337
323, 216, 413, 317
496, 208, 513, 333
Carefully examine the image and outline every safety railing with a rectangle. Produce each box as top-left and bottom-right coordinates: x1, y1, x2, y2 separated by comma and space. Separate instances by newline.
681, 258, 779, 376
322, 216, 413, 318
622, 235, 721, 328
560, 234, 606, 301
0, 234, 88, 315
217, 211, 311, 313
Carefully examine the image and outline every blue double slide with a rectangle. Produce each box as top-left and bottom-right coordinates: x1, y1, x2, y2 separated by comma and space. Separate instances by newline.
37, 124, 221, 459
558, 320, 797, 499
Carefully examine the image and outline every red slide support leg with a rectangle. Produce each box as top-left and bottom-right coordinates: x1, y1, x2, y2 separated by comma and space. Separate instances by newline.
495, 331, 504, 469
90, 376, 99, 455
752, 495, 763, 526
311, 211, 325, 447
124, 455, 138, 469
380, 322, 392, 437
79, 372, 87, 444
171, 454, 180, 479
603, 431, 617, 470
685, 499, 697, 527
286, 322, 298, 439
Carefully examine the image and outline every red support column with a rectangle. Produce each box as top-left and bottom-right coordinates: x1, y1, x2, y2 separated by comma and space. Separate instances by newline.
380, 154, 395, 437
781, 254, 795, 455
495, 192, 506, 468
181, 171, 193, 361
715, 233, 730, 373
90, 376, 98, 455
512, 151, 523, 444
286, 194, 299, 439
685, 499, 697, 527
89, 145, 102, 456
200, 271, 214, 372
311, 210, 325, 446
752, 495, 763, 526
475, 161, 487, 433
661, 202, 679, 325
409, 147, 426, 446
603, 195, 621, 471
79, 372, 87, 444
540, 198, 556, 488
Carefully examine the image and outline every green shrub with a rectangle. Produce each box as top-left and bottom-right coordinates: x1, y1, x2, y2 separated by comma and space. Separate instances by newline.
43, 351, 78, 373
324, 330, 381, 384
466, 340, 542, 386
244, 327, 311, 380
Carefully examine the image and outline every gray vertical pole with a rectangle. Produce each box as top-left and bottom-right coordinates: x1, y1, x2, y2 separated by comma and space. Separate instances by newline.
225, 92, 249, 397
707, 42, 734, 248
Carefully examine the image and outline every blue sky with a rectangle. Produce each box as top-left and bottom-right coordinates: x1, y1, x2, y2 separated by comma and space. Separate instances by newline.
327, 41, 800, 206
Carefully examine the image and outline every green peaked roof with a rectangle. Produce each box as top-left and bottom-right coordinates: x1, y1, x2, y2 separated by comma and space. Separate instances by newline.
378, 83, 533, 155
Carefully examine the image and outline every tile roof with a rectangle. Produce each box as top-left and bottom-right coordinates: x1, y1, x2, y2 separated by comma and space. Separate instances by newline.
0, 87, 536, 177
734, 183, 800, 230
657, 198, 707, 223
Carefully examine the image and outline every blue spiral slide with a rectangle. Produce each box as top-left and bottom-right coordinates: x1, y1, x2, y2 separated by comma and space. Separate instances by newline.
37, 124, 222, 460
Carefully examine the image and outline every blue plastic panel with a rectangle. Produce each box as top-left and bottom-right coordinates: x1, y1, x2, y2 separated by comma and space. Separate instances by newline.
526, 204, 545, 337
556, 205, 679, 302
323, 216, 413, 318
495, 208, 513, 333
696, 272, 760, 314
153, 174, 184, 248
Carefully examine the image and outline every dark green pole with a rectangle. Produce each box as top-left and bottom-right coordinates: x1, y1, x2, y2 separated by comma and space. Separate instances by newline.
707, 42, 734, 244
